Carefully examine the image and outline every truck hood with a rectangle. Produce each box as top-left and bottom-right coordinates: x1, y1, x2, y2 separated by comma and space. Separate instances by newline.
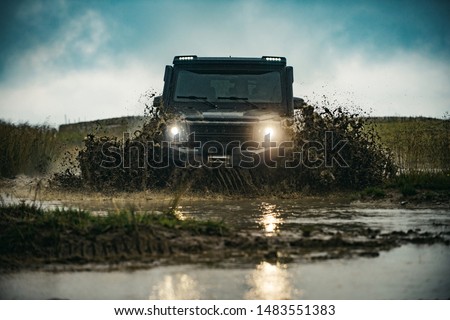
179, 108, 282, 122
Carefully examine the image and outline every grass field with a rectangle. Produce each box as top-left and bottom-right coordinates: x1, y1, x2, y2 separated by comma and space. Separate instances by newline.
369, 117, 449, 172
0, 121, 58, 178
0, 117, 144, 179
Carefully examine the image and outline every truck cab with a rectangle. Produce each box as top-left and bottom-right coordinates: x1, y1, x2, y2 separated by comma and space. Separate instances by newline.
156, 55, 295, 167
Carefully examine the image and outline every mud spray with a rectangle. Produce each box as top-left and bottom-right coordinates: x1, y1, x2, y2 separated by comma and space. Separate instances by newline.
51, 99, 397, 195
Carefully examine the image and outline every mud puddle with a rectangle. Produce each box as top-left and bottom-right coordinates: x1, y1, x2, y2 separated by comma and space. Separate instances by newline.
1, 244, 449, 299
1, 197, 449, 299
174, 199, 450, 237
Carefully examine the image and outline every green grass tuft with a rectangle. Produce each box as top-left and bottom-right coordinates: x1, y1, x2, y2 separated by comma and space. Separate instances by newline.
362, 187, 386, 199
389, 171, 450, 191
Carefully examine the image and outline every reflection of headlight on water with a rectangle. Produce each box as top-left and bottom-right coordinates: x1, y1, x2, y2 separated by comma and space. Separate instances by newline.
149, 274, 200, 299
245, 261, 295, 300
259, 202, 282, 235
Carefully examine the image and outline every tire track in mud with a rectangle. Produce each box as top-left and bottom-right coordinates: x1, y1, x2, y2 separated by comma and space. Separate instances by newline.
1, 220, 448, 270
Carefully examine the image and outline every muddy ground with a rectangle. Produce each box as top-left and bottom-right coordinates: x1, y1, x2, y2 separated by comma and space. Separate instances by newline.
1, 175, 449, 272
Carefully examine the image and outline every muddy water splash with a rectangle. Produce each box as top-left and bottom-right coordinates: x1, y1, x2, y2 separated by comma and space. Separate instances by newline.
53, 100, 396, 194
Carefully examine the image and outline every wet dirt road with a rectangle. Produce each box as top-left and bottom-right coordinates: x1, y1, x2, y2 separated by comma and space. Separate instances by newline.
1, 198, 449, 299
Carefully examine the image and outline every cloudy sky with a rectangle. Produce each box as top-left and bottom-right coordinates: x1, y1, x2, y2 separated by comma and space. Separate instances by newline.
0, 0, 449, 126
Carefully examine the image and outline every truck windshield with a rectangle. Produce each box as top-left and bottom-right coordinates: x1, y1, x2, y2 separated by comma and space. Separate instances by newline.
174, 70, 282, 105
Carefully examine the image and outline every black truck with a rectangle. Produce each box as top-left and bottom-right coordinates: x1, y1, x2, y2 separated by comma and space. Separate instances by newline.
154, 55, 299, 168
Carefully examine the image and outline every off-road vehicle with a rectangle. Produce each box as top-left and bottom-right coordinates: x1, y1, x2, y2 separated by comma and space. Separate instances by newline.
154, 55, 299, 167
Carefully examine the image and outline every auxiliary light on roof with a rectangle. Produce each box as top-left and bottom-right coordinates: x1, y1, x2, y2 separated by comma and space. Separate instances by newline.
263, 56, 283, 61
176, 56, 197, 61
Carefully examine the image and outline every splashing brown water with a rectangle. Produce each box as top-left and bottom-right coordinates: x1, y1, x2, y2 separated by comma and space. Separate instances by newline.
52, 100, 397, 194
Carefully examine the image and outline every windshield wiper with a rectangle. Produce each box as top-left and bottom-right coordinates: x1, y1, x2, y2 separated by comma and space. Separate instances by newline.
177, 95, 217, 108
217, 96, 258, 109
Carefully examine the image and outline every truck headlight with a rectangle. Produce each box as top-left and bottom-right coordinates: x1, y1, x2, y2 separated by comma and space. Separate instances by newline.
170, 126, 180, 136
256, 122, 285, 142
261, 126, 276, 140
264, 127, 274, 139
167, 124, 184, 142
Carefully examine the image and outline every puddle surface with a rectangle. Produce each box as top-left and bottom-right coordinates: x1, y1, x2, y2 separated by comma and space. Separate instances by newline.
1, 198, 449, 299
174, 199, 450, 237
1, 244, 449, 299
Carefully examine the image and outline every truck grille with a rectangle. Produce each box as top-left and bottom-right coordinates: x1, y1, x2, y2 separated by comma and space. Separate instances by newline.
188, 123, 254, 144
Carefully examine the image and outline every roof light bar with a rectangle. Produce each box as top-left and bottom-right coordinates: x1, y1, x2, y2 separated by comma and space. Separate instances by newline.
175, 55, 197, 61
263, 56, 283, 61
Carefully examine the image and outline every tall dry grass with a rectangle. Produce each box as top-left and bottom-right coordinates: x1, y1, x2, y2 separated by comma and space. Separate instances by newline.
0, 121, 58, 178
371, 117, 449, 172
